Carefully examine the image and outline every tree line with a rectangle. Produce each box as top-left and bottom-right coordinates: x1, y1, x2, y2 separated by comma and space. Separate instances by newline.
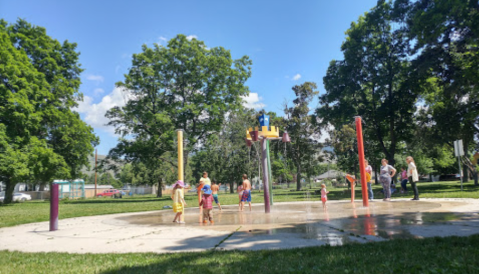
1, 0, 478, 204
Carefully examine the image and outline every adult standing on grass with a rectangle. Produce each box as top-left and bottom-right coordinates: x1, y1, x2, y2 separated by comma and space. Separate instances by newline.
380, 159, 396, 201
365, 159, 373, 201
241, 174, 252, 211
407, 156, 419, 200
197, 172, 211, 205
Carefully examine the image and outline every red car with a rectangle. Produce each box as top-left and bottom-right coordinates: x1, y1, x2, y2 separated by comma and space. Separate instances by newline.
96, 189, 122, 198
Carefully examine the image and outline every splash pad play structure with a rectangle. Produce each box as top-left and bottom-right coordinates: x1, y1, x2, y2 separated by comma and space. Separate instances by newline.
245, 114, 290, 213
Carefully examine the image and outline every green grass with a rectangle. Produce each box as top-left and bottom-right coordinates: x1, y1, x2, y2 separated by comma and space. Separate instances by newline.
1, 235, 479, 273
0, 180, 478, 228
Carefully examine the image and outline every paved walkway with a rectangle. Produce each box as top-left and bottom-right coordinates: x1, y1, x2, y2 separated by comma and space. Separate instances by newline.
1, 199, 478, 253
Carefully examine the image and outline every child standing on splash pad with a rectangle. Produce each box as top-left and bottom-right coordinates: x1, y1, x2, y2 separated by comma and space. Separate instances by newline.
171, 180, 187, 224
210, 180, 222, 211
199, 185, 214, 224
320, 184, 329, 209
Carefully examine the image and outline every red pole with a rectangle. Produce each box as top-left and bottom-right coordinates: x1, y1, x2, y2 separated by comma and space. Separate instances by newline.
355, 117, 369, 207
50, 183, 59, 231
351, 179, 355, 203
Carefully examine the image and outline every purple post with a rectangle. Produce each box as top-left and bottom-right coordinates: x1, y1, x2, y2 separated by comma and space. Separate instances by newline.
50, 183, 59, 231
261, 138, 271, 213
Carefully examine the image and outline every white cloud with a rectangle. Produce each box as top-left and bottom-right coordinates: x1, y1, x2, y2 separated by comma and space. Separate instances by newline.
73, 96, 93, 114
74, 87, 129, 134
159, 36, 167, 43
242, 93, 266, 109
292, 74, 301, 81
94, 88, 104, 95
86, 74, 104, 82
186, 35, 198, 41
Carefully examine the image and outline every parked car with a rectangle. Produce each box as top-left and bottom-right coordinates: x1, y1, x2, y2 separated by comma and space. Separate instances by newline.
0, 192, 32, 203
96, 189, 122, 198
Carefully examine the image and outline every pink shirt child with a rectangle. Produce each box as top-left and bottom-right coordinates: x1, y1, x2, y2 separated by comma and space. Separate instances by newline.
321, 188, 328, 199
200, 194, 213, 209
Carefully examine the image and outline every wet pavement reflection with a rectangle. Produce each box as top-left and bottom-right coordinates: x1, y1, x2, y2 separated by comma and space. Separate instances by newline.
118, 200, 479, 246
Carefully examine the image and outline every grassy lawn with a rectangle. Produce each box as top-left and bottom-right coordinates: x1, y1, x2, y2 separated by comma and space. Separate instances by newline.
0, 180, 478, 228
1, 235, 478, 273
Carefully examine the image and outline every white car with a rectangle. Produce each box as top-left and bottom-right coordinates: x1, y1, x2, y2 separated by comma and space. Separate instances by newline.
0, 192, 32, 203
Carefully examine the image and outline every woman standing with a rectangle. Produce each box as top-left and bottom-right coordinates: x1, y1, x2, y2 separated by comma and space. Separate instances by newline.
407, 156, 419, 200
380, 159, 396, 201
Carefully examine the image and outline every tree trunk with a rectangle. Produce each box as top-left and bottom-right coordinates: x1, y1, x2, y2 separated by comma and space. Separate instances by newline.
375, 166, 379, 185
296, 164, 302, 191
157, 178, 162, 198
230, 181, 234, 194
4, 179, 15, 204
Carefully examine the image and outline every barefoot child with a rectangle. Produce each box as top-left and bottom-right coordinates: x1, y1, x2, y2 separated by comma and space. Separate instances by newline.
321, 184, 329, 209
210, 180, 222, 211
171, 180, 187, 224
199, 185, 214, 224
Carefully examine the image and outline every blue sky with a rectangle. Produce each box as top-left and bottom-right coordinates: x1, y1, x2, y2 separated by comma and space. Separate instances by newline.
1, 0, 378, 155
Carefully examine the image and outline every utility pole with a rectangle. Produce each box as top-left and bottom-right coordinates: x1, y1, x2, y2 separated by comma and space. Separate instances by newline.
94, 149, 98, 196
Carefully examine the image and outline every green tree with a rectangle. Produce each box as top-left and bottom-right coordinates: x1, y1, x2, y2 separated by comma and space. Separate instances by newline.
283, 82, 323, 191
190, 108, 257, 193
106, 35, 252, 193
0, 20, 97, 204
395, 0, 479, 183
317, 1, 420, 166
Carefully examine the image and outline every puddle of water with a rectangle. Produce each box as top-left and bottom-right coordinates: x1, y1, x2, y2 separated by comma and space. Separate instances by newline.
116, 200, 477, 245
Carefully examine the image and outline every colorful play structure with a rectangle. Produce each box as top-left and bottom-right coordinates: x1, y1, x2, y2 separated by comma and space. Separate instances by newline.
246, 115, 369, 213
245, 114, 290, 213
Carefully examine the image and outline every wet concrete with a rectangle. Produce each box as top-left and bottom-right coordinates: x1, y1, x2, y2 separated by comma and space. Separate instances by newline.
117, 200, 479, 250
1, 199, 478, 253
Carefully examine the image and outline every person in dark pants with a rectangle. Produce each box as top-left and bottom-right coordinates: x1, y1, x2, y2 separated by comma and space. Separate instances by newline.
400, 167, 408, 193
407, 156, 419, 200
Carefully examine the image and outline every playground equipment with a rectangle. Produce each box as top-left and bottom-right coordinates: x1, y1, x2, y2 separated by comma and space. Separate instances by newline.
49, 179, 85, 231
246, 114, 290, 213
177, 129, 185, 222
355, 116, 369, 207
54, 179, 85, 199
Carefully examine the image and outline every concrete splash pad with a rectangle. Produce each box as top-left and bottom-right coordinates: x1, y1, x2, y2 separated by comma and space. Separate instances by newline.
1, 199, 478, 253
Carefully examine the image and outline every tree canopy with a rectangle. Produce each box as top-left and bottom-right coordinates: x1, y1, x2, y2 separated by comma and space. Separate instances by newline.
0, 19, 98, 204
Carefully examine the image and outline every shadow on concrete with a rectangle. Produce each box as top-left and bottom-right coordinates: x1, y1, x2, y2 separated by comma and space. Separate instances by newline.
98, 213, 479, 274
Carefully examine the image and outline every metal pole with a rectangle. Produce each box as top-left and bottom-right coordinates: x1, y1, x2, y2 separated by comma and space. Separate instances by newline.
177, 130, 185, 222
266, 139, 273, 205
458, 156, 463, 191
355, 117, 369, 207
49, 183, 59, 231
261, 138, 271, 213
94, 149, 97, 196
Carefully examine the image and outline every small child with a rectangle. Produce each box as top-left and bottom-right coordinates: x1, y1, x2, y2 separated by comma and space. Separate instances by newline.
321, 183, 329, 209
210, 180, 222, 211
171, 180, 187, 224
199, 184, 214, 224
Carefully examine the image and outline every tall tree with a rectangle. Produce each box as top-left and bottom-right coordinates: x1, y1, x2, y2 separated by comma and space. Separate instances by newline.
0, 20, 97, 204
284, 82, 323, 191
190, 108, 257, 193
395, 0, 479, 183
106, 35, 251, 191
317, 1, 420, 166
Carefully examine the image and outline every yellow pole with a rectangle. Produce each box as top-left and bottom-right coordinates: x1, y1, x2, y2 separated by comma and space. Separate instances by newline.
177, 130, 185, 222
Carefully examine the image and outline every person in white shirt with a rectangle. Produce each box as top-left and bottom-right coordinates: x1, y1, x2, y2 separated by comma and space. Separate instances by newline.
406, 156, 420, 200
